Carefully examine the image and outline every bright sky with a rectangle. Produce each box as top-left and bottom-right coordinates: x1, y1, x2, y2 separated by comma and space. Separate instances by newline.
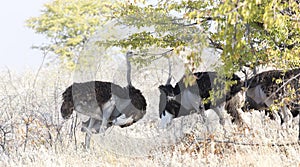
0, 0, 49, 71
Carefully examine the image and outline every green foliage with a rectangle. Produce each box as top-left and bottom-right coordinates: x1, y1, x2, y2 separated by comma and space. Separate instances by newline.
210, 0, 300, 71
28, 0, 299, 79
105, 0, 299, 98
26, 0, 117, 68
100, 1, 209, 70
110, 0, 299, 71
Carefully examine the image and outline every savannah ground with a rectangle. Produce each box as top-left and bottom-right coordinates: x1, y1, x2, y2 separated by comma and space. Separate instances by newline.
0, 58, 299, 166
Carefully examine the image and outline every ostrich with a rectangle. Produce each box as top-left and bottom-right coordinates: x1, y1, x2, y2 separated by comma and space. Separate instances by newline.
158, 60, 245, 128
60, 51, 147, 148
244, 68, 300, 140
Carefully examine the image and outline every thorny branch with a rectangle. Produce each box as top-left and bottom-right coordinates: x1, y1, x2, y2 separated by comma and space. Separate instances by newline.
262, 72, 300, 105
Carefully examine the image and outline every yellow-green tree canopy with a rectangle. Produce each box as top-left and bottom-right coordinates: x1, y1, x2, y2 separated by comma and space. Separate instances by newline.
27, 0, 299, 74
26, 0, 116, 68
108, 0, 299, 74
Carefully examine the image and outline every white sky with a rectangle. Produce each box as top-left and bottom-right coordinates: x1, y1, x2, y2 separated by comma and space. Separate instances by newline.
0, 0, 49, 71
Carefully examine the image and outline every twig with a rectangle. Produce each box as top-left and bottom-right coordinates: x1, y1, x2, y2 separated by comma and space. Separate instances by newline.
33, 48, 48, 88
195, 137, 300, 147
208, 37, 223, 50
134, 49, 174, 57
262, 72, 300, 104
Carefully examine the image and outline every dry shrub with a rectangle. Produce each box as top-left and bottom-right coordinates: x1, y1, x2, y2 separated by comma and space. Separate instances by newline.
0, 64, 299, 167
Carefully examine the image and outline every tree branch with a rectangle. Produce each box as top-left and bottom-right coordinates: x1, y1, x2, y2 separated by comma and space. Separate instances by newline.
262, 72, 300, 105
208, 37, 223, 50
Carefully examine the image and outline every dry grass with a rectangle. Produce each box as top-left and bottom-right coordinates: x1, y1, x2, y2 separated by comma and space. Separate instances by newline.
0, 63, 299, 167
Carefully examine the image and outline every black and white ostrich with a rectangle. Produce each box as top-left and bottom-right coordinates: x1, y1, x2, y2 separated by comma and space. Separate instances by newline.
244, 68, 300, 140
158, 61, 245, 128
60, 51, 147, 148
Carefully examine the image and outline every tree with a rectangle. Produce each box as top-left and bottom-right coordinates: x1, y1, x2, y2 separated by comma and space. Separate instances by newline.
96, 0, 298, 91
28, 0, 299, 80
93, 0, 298, 102
26, 0, 118, 69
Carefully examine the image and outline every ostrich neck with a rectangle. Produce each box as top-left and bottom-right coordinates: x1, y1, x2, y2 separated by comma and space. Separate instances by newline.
166, 57, 172, 85
126, 54, 132, 86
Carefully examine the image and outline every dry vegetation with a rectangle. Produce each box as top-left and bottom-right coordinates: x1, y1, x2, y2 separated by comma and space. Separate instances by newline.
0, 59, 299, 166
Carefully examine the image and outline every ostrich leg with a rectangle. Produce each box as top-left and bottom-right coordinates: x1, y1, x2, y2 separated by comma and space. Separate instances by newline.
84, 118, 96, 149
